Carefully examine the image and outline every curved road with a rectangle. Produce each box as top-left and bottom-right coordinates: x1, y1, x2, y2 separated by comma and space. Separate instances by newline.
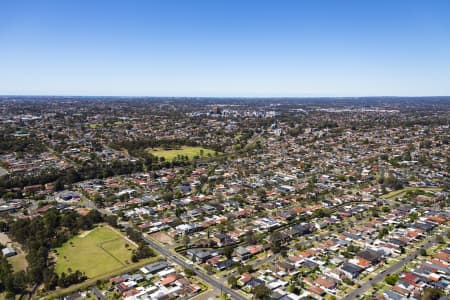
143, 236, 247, 300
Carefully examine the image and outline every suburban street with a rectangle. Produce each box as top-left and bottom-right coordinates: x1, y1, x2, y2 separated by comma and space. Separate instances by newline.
342, 233, 445, 300
143, 236, 248, 300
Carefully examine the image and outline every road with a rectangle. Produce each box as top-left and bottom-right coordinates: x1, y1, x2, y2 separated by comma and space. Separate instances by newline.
143, 236, 248, 300
342, 233, 443, 300
79, 187, 442, 300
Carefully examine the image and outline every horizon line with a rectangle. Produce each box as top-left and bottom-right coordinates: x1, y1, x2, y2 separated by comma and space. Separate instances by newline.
1, 94, 450, 99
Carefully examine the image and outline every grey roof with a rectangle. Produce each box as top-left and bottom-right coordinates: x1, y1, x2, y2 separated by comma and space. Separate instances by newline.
235, 246, 250, 255
144, 260, 169, 273
302, 259, 318, 270
91, 287, 106, 300
357, 249, 383, 263
195, 250, 212, 259
279, 296, 295, 300
383, 290, 405, 300
341, 263, 364, 275
246, 278, 264, 288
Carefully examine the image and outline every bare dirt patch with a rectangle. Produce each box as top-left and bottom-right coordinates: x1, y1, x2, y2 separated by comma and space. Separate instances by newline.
0, 232, 12, 245
150, 231, 176, 246
79, 229, 94, 238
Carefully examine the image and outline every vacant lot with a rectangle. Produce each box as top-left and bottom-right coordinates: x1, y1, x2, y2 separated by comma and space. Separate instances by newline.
147, 146, 216, 161
149, 231, 176, 246
55, 226, 135, 278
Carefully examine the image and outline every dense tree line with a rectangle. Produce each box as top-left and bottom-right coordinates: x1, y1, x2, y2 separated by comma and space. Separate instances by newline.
125, 228, 156, 262
125, 227, 145, 244
0, 256, 27, 296
131, 243, 155, 262
5, 209, 105, 294
57, 271, 87, 288
0, 134, 46, 155
0, 159, 143, 191
379, 175, 404, 190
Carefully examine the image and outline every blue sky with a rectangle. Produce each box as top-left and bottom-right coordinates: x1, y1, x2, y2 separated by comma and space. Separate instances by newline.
1, 0, 450, 96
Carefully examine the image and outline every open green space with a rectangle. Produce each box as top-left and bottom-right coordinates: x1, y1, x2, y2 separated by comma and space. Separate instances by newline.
381, 187, 442, 200
55, 226, 136, 278
8, 253, 28, 273
147, 146, 217, 161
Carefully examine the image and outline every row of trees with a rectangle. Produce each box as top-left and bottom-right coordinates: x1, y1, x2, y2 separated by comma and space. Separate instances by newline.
131, 244, 155, 262
124, 227, 156, 262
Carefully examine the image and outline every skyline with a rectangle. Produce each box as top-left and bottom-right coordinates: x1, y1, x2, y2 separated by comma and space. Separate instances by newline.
1, 0, 450, 97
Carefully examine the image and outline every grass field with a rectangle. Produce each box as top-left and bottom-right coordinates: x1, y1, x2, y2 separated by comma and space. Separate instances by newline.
147, 146, 217, 161
8, 252, 28, 273
55, 226, 136, 278
381, 187, 442, 200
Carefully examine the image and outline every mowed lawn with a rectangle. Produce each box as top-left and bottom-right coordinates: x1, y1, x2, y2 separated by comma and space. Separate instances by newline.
8, 252, 28, 273
381, 187, 442, 200
147, 146, 217, 161
55, 226, 136, 278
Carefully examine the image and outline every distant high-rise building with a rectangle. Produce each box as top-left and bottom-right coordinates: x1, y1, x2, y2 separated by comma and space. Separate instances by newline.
211, 106, 221, 114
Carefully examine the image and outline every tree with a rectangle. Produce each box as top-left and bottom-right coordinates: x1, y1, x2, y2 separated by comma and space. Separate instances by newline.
227, 275, 238, 288
223, 245, 235, 259
253, 285, 271, 300
422, 287, 443, 300
384, 274, 399, 285
182, 235, 190, 248
204, 264, 213, 275
270, 231, 283, 253
132, 243, 155, 262
104, 215, 118, 228
286, 284, 298, 294
378, 227, 389, 239
420, 248, 428, 256
436, 235, 445, 244
184, 268, 195, 277
408, 212, 419, 222
245, 231, 258, 245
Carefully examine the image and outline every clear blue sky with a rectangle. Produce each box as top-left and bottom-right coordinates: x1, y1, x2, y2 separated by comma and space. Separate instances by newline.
1, 0, 450, 96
